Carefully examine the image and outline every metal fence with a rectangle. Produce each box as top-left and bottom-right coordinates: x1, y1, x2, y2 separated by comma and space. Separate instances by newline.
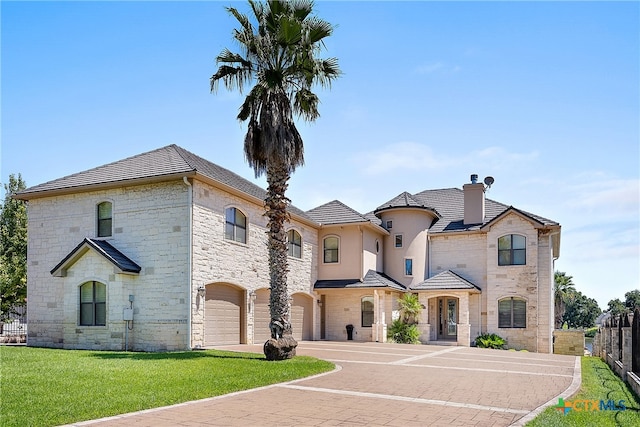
593, 308, 640, 397
1, 305, 27, 344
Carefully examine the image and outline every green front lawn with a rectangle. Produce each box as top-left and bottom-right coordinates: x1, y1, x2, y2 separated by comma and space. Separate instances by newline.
527, 357, 640, 426
0, 346, 334, 427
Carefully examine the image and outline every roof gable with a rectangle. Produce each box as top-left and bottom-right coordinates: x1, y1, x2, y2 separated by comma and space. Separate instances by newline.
314, 270, 406, 291
51, 238, 141, 277
411, 270, 481, 292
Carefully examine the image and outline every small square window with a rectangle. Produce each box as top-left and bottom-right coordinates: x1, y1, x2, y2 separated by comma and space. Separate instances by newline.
386, 220, 393, 229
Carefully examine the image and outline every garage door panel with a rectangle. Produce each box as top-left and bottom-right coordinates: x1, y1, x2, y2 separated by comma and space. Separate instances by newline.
254, 289, 271, 342
204, 284, 243, 346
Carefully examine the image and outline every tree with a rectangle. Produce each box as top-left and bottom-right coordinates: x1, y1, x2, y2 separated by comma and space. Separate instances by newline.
210, 0, 340, 360
0, 174, 28, 327
388, 293, 422, 344
607, 298, 626, 317
562, 290, 601, 329
554, 271, 575, 329
624, 290, 640, 311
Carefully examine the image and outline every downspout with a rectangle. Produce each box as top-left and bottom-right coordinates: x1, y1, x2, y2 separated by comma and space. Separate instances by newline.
359, 225, 364, 281
183, 176, 193, 350
427, 234, 431, 278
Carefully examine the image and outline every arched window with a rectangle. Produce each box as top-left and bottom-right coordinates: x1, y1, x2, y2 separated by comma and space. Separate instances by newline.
498, 234, 526, 265
97, 202, 112, 237
323, 236, 339, 263
80, 281, 106, 326
498, 297, 526, 328
287, 229, 302, 258
361, 296, 374, 327
225, 207, 247, 243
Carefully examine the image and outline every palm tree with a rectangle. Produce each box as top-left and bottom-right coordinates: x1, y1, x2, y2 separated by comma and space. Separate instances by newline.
210, 0, 340, 360
554, 271, 575, 329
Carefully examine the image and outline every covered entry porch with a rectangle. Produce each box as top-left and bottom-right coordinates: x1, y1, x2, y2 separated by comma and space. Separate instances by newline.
411, 270, 482, 347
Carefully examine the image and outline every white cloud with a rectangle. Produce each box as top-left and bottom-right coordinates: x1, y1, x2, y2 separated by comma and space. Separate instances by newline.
355, 142, 538, 176
414, 61, 461, 75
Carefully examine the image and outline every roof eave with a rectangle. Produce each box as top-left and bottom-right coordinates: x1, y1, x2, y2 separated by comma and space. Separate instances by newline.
15, 172, 198, 201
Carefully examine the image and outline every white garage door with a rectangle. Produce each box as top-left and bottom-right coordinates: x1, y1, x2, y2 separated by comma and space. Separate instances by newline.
204, 283, 243, 345
253, 288, 271, 343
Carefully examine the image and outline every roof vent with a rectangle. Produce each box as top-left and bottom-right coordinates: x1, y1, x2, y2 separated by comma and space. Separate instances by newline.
470, 174, 478, 184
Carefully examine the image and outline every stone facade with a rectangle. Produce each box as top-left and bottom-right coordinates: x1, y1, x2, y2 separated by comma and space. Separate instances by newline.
21, 145, 559, 353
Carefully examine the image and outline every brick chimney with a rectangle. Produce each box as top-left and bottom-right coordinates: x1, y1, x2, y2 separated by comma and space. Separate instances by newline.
463, 174, 485, 225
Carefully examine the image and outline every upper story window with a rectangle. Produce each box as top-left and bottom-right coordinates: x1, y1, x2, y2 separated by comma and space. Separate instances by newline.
498, 234, 526, 265
386, 220, 393, 229
498, 297, 526, 328
287, 229, 302, 258
361, 296, 374, 327
225, 207, 247, 243
97, 202, 112, 237
404, 258, 413, 276
323, 236, 339, 263
80, 281, 106, 326
395, 234, 403, 248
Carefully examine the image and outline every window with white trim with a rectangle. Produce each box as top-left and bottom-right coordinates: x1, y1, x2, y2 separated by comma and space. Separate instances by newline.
395, 234, 403, 248
404, 258, 413, 276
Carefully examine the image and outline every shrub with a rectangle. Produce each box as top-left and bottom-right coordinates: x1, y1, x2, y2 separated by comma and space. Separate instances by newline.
475, 333, 505, 349
584, 326, 598, 338
388, 319, 421, 344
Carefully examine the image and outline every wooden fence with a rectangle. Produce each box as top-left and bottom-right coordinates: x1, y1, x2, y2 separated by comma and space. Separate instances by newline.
593, 309, 640, 397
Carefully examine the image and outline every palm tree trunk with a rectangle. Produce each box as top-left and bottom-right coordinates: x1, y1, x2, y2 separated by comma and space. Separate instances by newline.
263, 162, 298, 360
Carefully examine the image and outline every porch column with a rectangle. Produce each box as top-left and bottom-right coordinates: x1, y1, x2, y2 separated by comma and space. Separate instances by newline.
457, 293, 471, 347
418, 293, 430, 343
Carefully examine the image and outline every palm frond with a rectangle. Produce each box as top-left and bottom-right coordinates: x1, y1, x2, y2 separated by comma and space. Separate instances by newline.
293, 88, 319, 121
226, 6, 253, 34
304, 17, 334, 44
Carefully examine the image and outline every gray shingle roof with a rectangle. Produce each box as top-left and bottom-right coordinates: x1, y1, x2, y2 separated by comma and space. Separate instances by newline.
306, 200, 371, 225
17, 145, 313, 221
51, 238, 141, 276
375, 191, 441, 217
410, 270, 481, 292
314, 270, 406, 291
379, 187, 559, 233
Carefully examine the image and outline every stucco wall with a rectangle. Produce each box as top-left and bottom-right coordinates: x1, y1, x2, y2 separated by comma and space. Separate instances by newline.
316, 225, 362, 280
379, 209, 434, 286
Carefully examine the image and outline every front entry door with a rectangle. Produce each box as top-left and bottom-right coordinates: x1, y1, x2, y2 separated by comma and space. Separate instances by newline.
438, 297, 458, 340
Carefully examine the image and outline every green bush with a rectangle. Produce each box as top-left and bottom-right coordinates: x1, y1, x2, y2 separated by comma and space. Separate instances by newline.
475, 333, 505, 349
388, 319, 421, 344
584, 326, 598, 338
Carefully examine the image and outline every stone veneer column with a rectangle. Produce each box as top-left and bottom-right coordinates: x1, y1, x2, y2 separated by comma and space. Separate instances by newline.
418, 293, 430, 343
457, 293, 471, 346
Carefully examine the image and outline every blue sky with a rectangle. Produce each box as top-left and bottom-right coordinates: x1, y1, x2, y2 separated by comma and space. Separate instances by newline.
2, 1, 638, 309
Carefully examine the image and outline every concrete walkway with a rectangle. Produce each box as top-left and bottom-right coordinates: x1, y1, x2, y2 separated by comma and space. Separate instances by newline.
68, 342, 580, 427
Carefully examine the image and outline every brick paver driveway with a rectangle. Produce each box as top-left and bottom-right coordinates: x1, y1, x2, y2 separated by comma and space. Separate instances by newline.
70, 342, 580, 427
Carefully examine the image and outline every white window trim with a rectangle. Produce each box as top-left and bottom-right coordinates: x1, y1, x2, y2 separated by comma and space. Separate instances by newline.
394, 234, 403, 248
404, 257, 413, 277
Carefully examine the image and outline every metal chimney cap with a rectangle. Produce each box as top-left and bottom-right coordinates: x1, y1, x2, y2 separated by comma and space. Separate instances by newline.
470, 174, 478, 184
